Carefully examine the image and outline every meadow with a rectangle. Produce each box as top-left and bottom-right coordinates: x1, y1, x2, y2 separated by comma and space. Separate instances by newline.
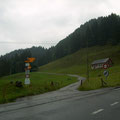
0, 72, 77, 104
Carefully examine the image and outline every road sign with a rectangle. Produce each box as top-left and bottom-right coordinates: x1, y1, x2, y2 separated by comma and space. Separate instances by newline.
25, 63, 30, 67
25, 70, 30, 74
103, 64, 108, 69
25, 58, 35, 63
103, 70, 109, 77
25, 78, 30, 85
28, 65, 31, 69
28, 58, 35, 62
25, 74, 30, 78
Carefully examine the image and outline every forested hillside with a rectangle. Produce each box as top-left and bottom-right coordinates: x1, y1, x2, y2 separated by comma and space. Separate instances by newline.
0, 13, 120, 77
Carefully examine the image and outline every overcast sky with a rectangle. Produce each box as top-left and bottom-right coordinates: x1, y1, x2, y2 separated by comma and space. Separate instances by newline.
0, 0, 119, 55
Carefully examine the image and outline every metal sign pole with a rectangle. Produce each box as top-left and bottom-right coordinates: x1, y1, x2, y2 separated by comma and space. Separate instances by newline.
105, 76, 107, 81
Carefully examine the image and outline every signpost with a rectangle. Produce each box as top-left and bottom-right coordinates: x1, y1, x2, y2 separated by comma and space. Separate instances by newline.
103, 63, 108, 69
24, 57, 35, 85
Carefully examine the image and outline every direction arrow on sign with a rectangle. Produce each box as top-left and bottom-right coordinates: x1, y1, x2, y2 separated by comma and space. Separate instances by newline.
25, 58, 36, 63
103, 70, 109, 77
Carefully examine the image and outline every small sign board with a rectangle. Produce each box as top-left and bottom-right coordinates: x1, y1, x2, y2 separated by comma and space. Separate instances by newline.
25, 58, 35, 63
103, 70, 109, 77
25, 78, 30, 85
25, 70, 30, 74
103, 64, 108, 69
28, 58, 35, 62
28, 66, 31, 69
26, 74, 30, 78
25, 63, 30, 67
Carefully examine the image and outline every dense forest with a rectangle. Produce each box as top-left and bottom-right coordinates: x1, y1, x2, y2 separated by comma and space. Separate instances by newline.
0, 13, 120, 77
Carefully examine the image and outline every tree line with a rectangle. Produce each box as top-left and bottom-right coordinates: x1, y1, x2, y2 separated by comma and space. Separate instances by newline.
0, 13, 120, 77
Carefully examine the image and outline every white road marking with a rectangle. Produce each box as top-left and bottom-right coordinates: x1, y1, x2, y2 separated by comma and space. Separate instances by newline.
92, 109, 104, 115
110, 102, 119, 106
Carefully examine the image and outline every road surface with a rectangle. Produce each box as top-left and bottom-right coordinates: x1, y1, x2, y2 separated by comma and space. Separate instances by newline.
0, 74, 120, 120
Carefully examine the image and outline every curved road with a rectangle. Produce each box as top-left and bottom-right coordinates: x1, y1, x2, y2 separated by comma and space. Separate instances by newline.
0, 73, 120, 120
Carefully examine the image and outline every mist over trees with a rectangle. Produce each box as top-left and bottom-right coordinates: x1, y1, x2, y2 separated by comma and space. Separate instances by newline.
0, 13, 120, 77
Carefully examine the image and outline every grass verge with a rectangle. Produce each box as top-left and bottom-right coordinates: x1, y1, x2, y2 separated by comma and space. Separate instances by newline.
79, 65, 120, 90
0, 72, 77, 104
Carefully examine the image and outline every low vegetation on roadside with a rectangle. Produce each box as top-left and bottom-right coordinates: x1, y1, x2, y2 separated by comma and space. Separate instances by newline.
0, 72, 77, 104
79, 65, 120, 90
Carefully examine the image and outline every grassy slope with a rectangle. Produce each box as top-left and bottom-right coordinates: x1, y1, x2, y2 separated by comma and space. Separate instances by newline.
39, 45, 120, 90
0, 72, 77, 104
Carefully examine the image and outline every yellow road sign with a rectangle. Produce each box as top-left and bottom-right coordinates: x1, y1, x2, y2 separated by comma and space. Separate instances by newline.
25, 57, 35, 63
28, 58, 35, 62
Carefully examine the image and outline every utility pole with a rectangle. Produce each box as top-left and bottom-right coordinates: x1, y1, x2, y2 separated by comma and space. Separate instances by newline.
86, 37, 89, 82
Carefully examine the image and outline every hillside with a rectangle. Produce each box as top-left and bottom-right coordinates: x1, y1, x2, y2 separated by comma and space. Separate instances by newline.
39, 45, 120, 74
39, 45, 120, 90
0, 13, 120, 77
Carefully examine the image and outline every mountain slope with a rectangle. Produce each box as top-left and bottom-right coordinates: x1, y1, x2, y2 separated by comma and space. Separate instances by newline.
39, 45, 120, 75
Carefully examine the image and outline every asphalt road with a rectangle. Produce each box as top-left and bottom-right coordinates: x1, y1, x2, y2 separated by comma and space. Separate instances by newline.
0, 75, 120, 120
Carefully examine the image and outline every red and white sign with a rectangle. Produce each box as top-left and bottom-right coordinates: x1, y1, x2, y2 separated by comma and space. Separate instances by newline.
26, 74, 30, 78
103, 64, 108, 69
